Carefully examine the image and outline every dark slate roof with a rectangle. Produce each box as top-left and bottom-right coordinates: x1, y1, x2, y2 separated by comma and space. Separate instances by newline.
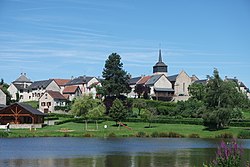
154, 49, 167, 67
129, 77, 142, 85
154, 88, 174, 92
65, 76, 94, 86
14, 84, 28, 91
167, 74, 178, 82
146, 75, 162, 85
225, 78, 238, 84
194, 79, 208, 84
13, 74, 32, 83
239, 81, 247, 88
28, 79, 53, 90
17, 103, 45, 115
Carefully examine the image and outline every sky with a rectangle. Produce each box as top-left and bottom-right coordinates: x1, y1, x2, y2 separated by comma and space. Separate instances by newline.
0, 0, 250, 87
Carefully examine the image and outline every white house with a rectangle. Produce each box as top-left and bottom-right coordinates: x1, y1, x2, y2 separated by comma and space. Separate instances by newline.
62, 85, 82, 101
145, 74, 174, 101
0, 89, 6, 105
7, 73, 33, 102
64, 76, 100, 97
52, 79, 71, 93
29, 79, 61, 101
167, 70, 192, 101
39, 90, 67, 113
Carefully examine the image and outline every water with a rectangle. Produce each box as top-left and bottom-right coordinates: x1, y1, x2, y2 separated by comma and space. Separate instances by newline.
0, 137, 249, 167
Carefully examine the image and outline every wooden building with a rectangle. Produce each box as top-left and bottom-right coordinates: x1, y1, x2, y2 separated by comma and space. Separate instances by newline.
0, 103, 45, 125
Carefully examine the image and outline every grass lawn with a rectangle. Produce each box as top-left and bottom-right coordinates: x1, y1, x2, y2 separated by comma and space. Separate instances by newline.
4, 121, 247, 138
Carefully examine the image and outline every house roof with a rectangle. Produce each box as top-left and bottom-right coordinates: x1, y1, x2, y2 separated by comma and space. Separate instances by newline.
17, 103, 45, 115
13, 74, 32, 83
167, 74, 178, 82
194, 79, 208, 84
63, 85, 80, 94
146, 75, 162, 85
47, 91, 66, 100
154, 88, 174, 92
53, 79, 71, 86
13, 84, 28, 91
63, 94, 70, 100
129, 77, 142, 85
239, 81, 247, 88
29, 79, 53, 90
137, 76, 151, 85
65, 76, 94, 86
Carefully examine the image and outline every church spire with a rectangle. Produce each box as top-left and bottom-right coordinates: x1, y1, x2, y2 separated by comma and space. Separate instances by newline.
159, 49, 162, 62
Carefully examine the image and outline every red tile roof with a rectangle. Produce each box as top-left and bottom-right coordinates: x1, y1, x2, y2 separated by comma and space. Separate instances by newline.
137, 76, 151, 84
47, 91, 66, 100
63, 94, 70, 100
53, 79, 71, 86
63, 85, 79, 94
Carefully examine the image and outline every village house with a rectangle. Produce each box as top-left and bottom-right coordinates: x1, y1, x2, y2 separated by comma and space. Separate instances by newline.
128, 50, 193, 101
7, 73, 33, 102
29, 79, 61, 101
52, 79, 71, 93
0, 102, 45, 128
167, 70, 193, 101
64, 76, 100, 97
62, 85, 82, 101
0, 89, 6, 106
39, 90, 67, 113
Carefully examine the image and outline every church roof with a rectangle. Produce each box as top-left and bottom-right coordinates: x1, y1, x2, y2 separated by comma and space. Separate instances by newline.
154, 49, 167, 67
167, 74, 178, 82
129, 77, 142, 85
146, 75, 162, 85
13, 74, 32, 83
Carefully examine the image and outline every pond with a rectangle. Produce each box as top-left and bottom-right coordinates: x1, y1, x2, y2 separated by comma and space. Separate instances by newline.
0, 137, 250, 167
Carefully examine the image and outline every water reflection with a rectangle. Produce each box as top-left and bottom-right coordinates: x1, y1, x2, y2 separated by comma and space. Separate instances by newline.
0, 138, 249, 167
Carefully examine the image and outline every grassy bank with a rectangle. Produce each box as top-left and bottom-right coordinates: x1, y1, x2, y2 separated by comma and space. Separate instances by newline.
1, 121, 249, 139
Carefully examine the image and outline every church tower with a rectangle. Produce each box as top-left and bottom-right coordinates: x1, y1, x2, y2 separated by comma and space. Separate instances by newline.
153, 49, 168, 76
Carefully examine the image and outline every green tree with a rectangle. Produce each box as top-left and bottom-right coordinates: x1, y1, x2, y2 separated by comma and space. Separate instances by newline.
86, 104, 105, 130
71, 95, 99, 116
141, 107, 157, 128
109, 98, 128, 125
188, 83, 206, 101
102, 53, 131, 97
133, 99, 146, 116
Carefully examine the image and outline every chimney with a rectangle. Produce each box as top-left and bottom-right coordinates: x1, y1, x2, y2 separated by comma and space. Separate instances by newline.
24, 73, 26, 76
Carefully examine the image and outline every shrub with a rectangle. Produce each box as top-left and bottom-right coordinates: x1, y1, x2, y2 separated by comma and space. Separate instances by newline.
215, 133, 233, 139
168, 132, 184, 138
151, 132, 159, 137
158, 132, 169, 137
203, 140, 243, 167
83, 133, 93, 137
0, 131, 9, 137
107, 132, 116, 138
238, 130, 250, 139
189, 134, 200, 138
136, 131, 146, 137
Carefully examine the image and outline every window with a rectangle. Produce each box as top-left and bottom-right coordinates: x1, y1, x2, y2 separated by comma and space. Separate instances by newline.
20, 89, 23, 93
29, 96, 31, 99
183, 83, 185, 93
41, 102, 45, 106
47, 102, 51, 106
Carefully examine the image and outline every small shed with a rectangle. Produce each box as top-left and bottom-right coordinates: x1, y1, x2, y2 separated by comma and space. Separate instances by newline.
0, 103, 45, 125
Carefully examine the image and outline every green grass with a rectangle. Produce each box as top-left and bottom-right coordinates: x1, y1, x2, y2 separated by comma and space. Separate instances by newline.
3, 121, 248, 138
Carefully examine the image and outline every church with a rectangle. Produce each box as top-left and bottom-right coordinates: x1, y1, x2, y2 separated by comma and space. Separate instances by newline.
128, 49, 197, 101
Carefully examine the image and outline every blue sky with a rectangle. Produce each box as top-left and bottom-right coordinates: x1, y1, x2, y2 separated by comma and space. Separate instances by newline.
0, 0, 250, 87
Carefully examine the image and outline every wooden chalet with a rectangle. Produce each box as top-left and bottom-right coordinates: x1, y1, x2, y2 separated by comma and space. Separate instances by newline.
0, 103, 45, 125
